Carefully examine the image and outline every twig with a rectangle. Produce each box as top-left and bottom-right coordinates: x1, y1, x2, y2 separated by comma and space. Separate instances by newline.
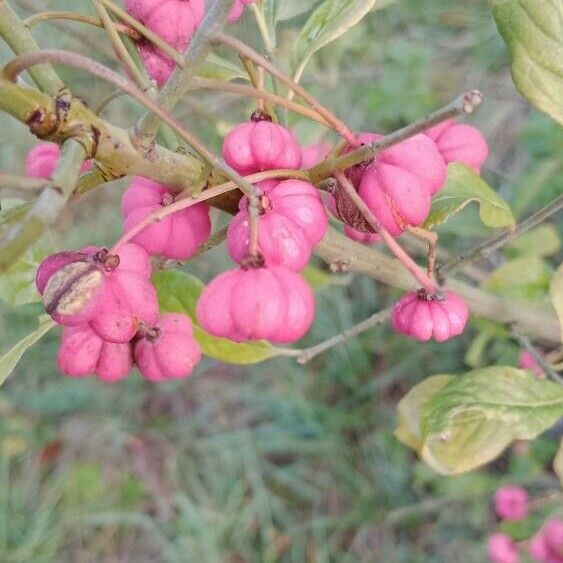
510, 327, 563, 385
407, 226, 438, 277
214, 32, 358, 146
0, 173, 53, 191
439, 193, 563, 277
309, 90, 483, 182
333, 170, 437, 292
292, 308, 392, 364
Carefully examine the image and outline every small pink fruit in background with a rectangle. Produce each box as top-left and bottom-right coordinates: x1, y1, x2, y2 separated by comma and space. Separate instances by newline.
222, 118, 302, 175
391, 290, 469, 342
134, 313, 201, 381
519, 350, 546, 379
529, 532, 549, 562
488, 533, 519, 563
494, 486, 529, 521
136, 43, 176, 87
528, 519, 563, 563
359, 163, 432, 236
425, 118, 489, 174
26, 142, 91, 179
122, 177, 211, 260
229, 0, 256, 23
344, 225, 380, 244
37, 244, 158, 343
227, 179, 328, 271
301, 143, 331, 169
57, 325, 132, 383
196, 266, 315, 344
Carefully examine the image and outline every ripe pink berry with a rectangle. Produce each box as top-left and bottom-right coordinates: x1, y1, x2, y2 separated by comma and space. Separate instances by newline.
121, 177, 211, 260
57, 325, 133, 383
37, 244, 158, 343
425, 119, 489, 174
519, 350, 545, 379
301, 143, 331, 169
528, 532, 549, 562
125, 0, 205, 86
494, 486, 529, 521
350, 132, 446, 195
227, 179, 328, 271
391, 290, 469, 342
228, 0, 255, 22
344, 225, 380, 244
488, 533, 519, 563
222, 119, 302, 175
196, 266, 315, 344
544, 519, 563, 560
359, 163, 432, 236
134, 313, 201, 381
26, 142, 92, 179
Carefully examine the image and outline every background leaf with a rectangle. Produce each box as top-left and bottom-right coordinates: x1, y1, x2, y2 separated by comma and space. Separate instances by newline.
419, 366, 563, 475
152, 270, 279, 365
550, 262, 563, 343
554, 438, 563, 488
197, 53, 248, 82
424, 163, 515, 229
491, 0, 563, 126
505, 224, 561, 258
0, 315, 55, 387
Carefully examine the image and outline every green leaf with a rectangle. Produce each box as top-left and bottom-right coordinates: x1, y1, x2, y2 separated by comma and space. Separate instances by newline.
420, 366, 563, 475
554, 438, 563, 488
0, 315, 56, 387
491, 0, 563, 126
152, 270, 278, 365
293, 0, 378, 78
0, 238, 52, 306
197, 53, 248, 82
550, 262, 563, 343
424, 163, 515, 229
301, 265, 334, 289
483, 256, 552, 301
505, 224, 561, 258
395, 375, 454, 452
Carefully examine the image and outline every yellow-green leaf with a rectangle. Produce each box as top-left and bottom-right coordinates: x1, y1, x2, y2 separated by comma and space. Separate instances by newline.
554, 438, 563, 488
420, 366, 563, 475
491, 0, 563, 126
197, 53, 248, 82
395, 375, 454, 452
549, 263, 563, 343
505, 225, 561, 258
424, 163, 515, 229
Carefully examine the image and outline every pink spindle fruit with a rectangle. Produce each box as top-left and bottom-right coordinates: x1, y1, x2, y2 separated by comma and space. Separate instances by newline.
222, 118, 302, 175
488, 533, 519, 563
494, 486, 529, 521
227, 179, 328, 271
544, 519, 563, 561
121, 177, 211, 260
125, 0, 205, 86
196, 266, 315, 344
229, 0, 256, 22
26, 142, 91, 179
391, 290, 469, 342
57, 325, 132, 383
519, 350, 545, 379
425, 119, 489, 173
37, 244, 158, 343
134, 313, 201, 381
344, 225, 380, 244
301, 143, 331, 169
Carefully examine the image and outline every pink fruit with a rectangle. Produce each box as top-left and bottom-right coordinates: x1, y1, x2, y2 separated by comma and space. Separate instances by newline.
391, 290, 469, 342
125, 0, 205, 86
57, 325, 132, 383
494, 486, 529, 521
359, 163, 432, 236
229, 0, 255, 22
37, 244, 158, 343
425, 119, 489, 174
349, 132, 446, 195
344, 225, 380, 244
134, 313, 201, 381
529, 532, 549, 562
519, 350, 545, 379
26, 142, 91, 179
196, 266, 315, 344
301, 143, 331, 169
544, 520, 563, 560
227, 179, 328, 271
488, 533, 519, 563
222, 119, 302, 175
121, 177, 211, 260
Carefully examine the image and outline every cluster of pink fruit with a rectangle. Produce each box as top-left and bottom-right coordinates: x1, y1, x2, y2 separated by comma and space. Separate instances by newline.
488, 485, 563, 563
124, 0, 255, 86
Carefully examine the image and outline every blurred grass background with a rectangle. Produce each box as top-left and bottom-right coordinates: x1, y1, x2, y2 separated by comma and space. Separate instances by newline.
0, 0, 562, 561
